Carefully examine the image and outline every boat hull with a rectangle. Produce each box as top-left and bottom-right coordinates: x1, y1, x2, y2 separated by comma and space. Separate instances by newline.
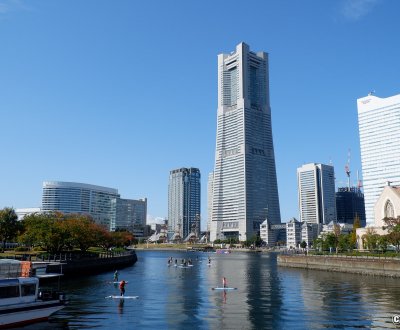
0, 300, 65, 328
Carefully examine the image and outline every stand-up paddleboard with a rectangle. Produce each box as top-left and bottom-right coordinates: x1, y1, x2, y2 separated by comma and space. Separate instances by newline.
211, 287, 237, 291
105, 295, 139, 299
178, 265, 189, 269
109, 281, 129, 284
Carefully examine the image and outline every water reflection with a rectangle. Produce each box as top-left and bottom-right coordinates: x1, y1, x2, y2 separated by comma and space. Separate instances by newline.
18, 250, 400, 329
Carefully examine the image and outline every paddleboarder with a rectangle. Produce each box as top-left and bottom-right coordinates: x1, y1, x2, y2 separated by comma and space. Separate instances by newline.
114, 270, 119, 282
119, 280, 126, 296
222, 277, 227, 288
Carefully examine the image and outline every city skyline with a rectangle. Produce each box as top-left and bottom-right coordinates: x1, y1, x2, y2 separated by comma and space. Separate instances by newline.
1, 1, 400, 230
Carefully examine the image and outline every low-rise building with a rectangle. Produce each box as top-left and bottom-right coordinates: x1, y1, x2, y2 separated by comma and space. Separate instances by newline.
260, 219, 286, 247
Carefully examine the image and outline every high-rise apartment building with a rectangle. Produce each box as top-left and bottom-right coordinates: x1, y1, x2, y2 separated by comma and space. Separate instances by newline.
210, 42, 281, 242
297, 163, 336, 225
168, 168, 201, 240
42, 181, 119, 230
357, 93, 400, 224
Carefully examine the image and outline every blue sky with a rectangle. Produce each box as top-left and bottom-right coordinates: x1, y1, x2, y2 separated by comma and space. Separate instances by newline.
1, 0, 399, 229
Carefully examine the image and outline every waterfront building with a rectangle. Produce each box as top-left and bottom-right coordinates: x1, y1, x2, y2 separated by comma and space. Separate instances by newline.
335, 187, 366, 226
286, 218, 302, 249
210, 42, 281, 242
168, 168, 201, 241
297, 163, 336, 225
42, 181, 119, 230
116, 198, 147, 237
42, 181, 146, 232
357, 93, 400, 224
15, 207, 41, 221
260, 218, 286, 247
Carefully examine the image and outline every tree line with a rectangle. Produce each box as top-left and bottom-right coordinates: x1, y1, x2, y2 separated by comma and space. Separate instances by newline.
0, 207, 134, 254
313, 216, 400, 253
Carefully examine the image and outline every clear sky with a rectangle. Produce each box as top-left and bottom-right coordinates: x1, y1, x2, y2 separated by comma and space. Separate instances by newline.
1, 0, 400, 229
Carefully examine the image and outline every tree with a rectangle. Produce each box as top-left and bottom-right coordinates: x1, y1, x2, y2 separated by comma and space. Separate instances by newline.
62, 214, 97, 253
383, 217, 400, 251
350, 214, 361, 248
0, 207, 21, 249
362, 227, 379, 251
300, 241, 307, 249
19, 212, 68, 254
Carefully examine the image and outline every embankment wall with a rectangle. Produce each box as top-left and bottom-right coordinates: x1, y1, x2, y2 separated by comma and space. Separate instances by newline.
277, 254, 400, 277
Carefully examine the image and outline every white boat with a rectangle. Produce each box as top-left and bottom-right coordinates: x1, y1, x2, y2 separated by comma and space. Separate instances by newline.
0, 259, 67, 328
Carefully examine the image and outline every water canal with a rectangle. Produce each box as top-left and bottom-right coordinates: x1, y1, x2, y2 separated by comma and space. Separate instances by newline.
22, 250, 400, 329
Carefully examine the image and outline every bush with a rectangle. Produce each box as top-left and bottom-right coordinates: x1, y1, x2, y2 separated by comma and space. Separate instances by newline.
14, 246, 29, 252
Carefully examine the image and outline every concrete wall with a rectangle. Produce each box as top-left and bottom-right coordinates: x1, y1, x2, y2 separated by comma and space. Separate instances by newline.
277, 254, 400, 277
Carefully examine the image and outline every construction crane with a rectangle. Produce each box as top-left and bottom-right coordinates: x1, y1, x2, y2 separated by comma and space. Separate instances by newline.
345, 149, 351, 189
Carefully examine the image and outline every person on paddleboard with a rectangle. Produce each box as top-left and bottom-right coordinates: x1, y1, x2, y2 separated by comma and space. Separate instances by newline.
114, 270, 119, 281
119, 280, 126, 296
222, 277, 227, 288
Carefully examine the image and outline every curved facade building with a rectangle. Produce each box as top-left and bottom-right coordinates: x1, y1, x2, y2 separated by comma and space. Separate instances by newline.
42, 181, 120, 230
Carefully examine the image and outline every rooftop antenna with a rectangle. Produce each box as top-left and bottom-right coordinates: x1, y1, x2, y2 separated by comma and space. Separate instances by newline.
368, 90, 376, 96
345, 149, 351, 189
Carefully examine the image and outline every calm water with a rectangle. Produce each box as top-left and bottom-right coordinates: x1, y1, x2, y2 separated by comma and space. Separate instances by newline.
21, 250, 400, 329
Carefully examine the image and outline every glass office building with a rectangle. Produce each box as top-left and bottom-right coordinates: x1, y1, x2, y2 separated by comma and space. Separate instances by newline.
42, 181, 120, 230
168, 168, 201, 240
210, 42, 281, 242
357, 93, 400, 224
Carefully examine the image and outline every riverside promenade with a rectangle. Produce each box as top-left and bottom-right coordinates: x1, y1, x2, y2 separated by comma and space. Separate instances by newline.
42, 250, 137, 276
277, 253, 400, 277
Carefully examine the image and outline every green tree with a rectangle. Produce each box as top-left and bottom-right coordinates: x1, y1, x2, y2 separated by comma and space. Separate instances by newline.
19, 212, 68, 254
300, 241, 307, 249
362, 227, 379, 251
0, 207, 21, 249
338, 234, 350, 252
383, 217, 400, 251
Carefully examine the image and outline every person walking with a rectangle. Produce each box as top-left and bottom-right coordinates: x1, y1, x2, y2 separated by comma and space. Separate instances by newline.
119, 280, 126, 296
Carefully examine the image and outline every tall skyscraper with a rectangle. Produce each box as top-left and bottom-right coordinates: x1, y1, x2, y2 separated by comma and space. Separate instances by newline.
210, 42, 281, 242
357, 93, 400, 224
168, 168, 201, 240
297, 163, 336, 225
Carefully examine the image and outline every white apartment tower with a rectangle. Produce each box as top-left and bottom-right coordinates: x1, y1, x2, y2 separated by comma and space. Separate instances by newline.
297, 163, 336, 225
357, 93, 400, 224
210, 42, 281, 242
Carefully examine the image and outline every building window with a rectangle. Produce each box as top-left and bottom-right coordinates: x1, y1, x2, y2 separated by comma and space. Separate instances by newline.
385, 200, 394, 218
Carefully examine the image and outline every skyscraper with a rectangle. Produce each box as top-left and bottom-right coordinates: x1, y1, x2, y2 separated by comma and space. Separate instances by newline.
335, 187, 366, 226
168, 168, 201, 240
297, 163, 336, 225
210, 42, 281, 242
357, 93, 400, 224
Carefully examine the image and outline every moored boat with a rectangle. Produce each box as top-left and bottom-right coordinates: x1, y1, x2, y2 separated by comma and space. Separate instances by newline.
0, 259, 67, 328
